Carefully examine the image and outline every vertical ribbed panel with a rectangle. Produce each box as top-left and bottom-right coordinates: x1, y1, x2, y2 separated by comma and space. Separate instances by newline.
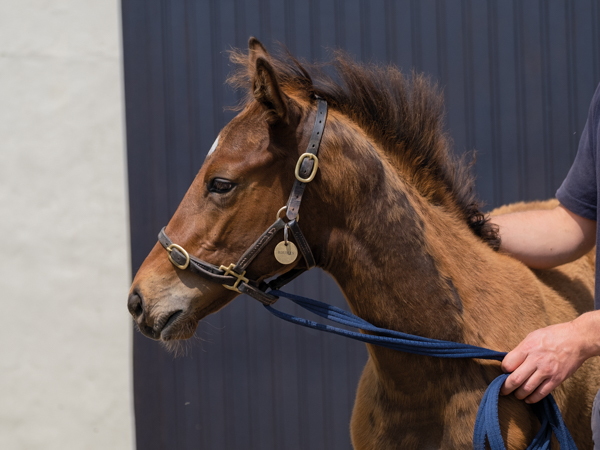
122, 1, 600, 449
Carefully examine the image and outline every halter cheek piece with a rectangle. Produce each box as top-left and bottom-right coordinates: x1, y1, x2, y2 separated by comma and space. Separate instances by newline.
158, 98, 328, 306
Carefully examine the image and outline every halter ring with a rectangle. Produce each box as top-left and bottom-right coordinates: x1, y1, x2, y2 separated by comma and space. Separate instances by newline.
276, 206, 299, 222
166, 244, 190, 270
295, 153, 319, 183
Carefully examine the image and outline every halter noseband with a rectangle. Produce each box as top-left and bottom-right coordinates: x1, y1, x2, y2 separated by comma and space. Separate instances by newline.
157, 98, 328, 305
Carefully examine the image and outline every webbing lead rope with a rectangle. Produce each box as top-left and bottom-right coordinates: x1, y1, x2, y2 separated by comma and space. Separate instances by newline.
266, 289, 578, 450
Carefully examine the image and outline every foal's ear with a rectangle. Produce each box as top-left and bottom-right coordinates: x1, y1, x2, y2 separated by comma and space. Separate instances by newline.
248, 38, 288, 124
249, 37, 270, 65
253, 58, 288, 123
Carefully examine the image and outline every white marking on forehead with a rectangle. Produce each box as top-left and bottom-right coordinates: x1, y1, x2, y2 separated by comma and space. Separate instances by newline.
206, 135, 220, 158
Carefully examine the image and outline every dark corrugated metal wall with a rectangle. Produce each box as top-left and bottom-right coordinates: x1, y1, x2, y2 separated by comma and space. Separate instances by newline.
122, 1, 600, 449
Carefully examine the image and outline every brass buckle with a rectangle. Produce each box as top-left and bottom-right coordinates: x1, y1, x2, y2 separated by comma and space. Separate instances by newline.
219, 263, 249, 293
294, 153, 319, 183
166, 243, 190, 270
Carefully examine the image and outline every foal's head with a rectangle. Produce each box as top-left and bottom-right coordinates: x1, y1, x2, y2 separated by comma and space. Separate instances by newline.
128, 38, 499, 343
128, 39, 327, 341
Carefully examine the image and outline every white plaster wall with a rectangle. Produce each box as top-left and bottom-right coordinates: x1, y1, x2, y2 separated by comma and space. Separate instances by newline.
0, 1, 132, 449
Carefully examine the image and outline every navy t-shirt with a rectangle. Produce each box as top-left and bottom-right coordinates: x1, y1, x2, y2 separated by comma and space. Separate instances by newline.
556, 83, 600, 309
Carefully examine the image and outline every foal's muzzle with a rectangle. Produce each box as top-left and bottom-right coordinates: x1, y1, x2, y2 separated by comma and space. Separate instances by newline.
128, 290, 158, 339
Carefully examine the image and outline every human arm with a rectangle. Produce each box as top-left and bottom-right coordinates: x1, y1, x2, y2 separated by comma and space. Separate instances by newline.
492, 204, 596, 269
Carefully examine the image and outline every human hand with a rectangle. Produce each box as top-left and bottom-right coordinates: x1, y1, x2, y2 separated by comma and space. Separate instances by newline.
500, 321, 588, 404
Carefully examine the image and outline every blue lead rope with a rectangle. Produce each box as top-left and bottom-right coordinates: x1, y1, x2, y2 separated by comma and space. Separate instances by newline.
266, 289, 578, 450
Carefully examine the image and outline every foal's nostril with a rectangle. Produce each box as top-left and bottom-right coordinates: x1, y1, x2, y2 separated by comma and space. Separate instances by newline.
128, 292, 144, 319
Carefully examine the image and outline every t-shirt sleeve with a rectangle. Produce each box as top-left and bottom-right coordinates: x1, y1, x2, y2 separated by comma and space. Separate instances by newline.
556, 84, 600, 221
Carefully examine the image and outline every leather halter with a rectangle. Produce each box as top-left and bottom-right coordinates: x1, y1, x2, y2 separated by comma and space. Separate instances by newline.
158, 98, 328, 305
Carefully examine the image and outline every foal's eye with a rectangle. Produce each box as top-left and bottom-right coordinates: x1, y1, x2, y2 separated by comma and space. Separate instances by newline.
208, 178, 236, 194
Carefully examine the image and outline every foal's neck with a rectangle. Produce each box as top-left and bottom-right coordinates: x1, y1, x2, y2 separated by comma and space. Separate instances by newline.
313, 125, 500, 386
325, 183, 473, 341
